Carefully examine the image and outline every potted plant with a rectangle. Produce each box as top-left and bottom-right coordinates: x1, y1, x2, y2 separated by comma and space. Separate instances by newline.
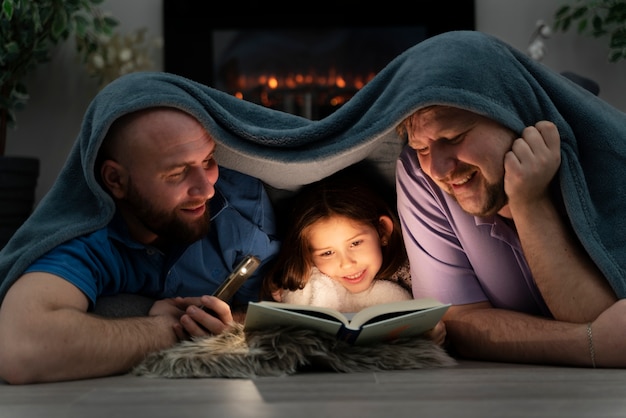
0, 0, 118, 248
554, 0, 626, 62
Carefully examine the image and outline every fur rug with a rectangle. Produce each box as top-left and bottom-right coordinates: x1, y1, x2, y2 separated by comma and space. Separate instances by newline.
132, 323, 456, 378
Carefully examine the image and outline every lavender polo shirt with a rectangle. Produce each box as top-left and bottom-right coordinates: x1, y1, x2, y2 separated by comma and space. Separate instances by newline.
396, 145, 551, 317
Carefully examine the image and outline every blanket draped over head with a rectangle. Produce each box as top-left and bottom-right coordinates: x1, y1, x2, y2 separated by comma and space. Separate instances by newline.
1, 30, 626, 303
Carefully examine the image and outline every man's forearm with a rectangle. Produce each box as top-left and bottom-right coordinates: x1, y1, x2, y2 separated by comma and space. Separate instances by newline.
444, 307, 593, 366
2, 310, 178, 384
511, 197, 615, 322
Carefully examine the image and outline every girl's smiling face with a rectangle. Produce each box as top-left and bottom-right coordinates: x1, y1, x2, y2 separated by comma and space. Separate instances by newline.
305, 215, 388, 294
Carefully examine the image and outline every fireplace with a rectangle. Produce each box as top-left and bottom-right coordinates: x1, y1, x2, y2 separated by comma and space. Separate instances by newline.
163, 1, 475, 119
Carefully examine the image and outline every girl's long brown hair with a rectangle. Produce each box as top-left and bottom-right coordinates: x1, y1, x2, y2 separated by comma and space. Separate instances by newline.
261, 168, 407, 300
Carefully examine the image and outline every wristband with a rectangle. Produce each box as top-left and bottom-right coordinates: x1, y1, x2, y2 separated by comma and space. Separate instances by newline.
586, 322, 596, 368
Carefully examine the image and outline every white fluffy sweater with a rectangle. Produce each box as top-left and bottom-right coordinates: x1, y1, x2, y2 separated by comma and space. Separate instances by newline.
278, 267, 412, 313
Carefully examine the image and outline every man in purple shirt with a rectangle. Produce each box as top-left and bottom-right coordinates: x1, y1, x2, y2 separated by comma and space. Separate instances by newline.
394, 32, 626, 368
397, 138, 551, 318
397, 106, 620, 368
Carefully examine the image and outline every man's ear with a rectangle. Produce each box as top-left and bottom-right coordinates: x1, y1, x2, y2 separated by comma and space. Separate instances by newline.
378, 215, 394, 246
100, 160, 127, 199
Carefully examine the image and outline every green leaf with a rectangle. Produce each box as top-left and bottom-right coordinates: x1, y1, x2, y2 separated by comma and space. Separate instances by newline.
3, 40, 19, 56
103, 15, 118, 30
32, 5, 42, 33
609, 49, 624, 62
51, 10, 69, 40
12, 83, 29, 102
2, 0, 14, 19
73, 14, 88, 37
592, 14, 603, 31
0, 42, 18, 66
572, 6, 589, 19
606, 3, 626, 24
610, 28, 626, 47
555, 5, 572, 19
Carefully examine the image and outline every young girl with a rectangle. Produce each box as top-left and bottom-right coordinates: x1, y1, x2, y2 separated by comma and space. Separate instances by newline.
262, 172, 413, 312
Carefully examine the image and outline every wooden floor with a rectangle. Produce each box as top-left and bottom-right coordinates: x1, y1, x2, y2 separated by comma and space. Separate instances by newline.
2, 360, 626, 418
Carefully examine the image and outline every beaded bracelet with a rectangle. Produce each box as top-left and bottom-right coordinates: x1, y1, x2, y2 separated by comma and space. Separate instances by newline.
586, 322, 596, 368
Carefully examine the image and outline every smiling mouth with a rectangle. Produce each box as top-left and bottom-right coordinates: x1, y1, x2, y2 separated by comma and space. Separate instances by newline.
343, 270, 365, 282
181, 203, 207, 215
451, 172, 475, 188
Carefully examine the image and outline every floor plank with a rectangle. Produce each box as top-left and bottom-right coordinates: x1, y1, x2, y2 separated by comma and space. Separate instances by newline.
2, 360, 626, 418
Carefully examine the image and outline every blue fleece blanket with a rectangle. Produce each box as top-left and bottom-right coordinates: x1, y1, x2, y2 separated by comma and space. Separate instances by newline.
2, 30, 626, 303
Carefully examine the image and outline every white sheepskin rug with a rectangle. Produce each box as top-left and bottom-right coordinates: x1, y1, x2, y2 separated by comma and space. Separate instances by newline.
132, 323, 456, 378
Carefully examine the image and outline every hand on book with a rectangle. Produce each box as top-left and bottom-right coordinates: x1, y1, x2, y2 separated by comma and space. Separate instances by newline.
422, 320, 446, 346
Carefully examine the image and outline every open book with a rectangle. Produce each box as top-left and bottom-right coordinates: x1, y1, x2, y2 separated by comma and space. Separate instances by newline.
244, 298, 450, 345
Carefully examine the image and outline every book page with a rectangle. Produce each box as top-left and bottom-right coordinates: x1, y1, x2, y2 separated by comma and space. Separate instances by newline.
248, 301, 350, 325
244, 301, 347, 336
349, 298, 446, 328
354, 304, 450, 345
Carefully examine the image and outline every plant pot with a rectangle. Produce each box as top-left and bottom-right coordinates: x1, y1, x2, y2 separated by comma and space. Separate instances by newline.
0, 156, 40, 250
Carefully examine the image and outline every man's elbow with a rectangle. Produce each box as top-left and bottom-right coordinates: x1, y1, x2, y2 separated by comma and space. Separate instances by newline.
0, 338, 47, 385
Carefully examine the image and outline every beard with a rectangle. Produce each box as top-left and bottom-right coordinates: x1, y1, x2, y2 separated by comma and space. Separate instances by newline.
125, 179, 211, 246
450, 176, 508, 218
474, 178, 508, 217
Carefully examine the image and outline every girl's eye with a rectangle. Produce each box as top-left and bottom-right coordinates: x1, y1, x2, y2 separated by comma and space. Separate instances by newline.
318, 251, 333, 257
350, 240, 364, 248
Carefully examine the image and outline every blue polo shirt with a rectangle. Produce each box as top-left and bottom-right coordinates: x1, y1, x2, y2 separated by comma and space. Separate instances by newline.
25, 167, 280, 308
